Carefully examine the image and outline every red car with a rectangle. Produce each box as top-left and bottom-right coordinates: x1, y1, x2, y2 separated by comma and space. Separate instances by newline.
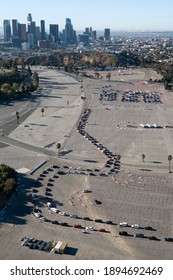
99, 228, 106, 232
74, 224, 82, 228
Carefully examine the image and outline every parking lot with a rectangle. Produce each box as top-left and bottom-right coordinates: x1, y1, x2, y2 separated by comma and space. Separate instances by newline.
1, 68, 173, 259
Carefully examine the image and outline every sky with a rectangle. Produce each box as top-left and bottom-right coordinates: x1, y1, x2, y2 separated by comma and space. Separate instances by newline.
0, 0, 173, 32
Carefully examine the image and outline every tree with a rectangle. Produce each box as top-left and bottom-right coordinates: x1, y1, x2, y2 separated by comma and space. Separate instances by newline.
168, 155, 172, 173
117, 155, 121, 161
142, 154, 145, 162
41, 108, 44, 116
106, 72, 111, 81
56, 143, 61, 157
16, 111, 19, 124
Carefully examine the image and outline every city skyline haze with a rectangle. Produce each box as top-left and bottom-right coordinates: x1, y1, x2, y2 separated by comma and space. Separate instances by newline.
0, 0, 173, 32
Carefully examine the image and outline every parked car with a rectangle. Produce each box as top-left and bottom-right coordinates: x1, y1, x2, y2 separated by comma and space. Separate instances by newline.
148, 236, 158, 240
74, 224, 82, 228
165, 237, 173, 242
83, 217, 91, 221
86, 226, 94, 231
134, 233, 145, 238
119, 222, 129, 227
99, 228, 106, 232
119, 231, 128, 236
95, 219, 103, 223
70, 214, 78, 219
83, 189, 92, 193
52, 220, 59, 225
59, 211, 67, 216
60, 222, 68, 227
131, 224, 140, 229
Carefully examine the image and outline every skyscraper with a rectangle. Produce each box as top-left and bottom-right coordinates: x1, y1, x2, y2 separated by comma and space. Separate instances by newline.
104, 28, 110, 41
27, 13, 32, 23
40, 20, 46, 40
18, 23, 27, 41
12, 19, 18, 36
3, 20, 11, 41
65, 18, 76, 44
49, 24, 59, 42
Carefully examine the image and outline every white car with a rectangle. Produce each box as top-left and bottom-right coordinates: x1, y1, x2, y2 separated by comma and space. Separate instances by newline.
86, 226, 94, 231
50, 207, 58, 213
131, 224, 140, 229
119, 222, 128, 227
59, 211, 67, 216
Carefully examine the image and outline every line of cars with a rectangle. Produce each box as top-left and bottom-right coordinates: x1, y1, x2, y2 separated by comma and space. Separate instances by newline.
99, 86, 117, 102
77, 108, 121, 175
118, 222, 173, 242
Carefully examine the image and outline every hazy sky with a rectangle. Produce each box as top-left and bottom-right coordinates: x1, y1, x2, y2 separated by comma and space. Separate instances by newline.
0, 0, 173, 32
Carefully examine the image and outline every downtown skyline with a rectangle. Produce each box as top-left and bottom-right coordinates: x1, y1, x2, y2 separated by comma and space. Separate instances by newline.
0, 0, 173, 32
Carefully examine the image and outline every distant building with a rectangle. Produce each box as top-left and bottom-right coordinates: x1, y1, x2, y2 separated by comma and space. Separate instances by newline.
104, 28, 110, 41
78, 34, 89, 46
49, 24, 59, 42
28, 33, 34, 46
40, 20, 46, 40
22, 42, 30, 51
12, 19, 18, 36
18, 23, 27, 41
65, 18, 76, 44
3, 20, 11, 41
27, 13, 32, 23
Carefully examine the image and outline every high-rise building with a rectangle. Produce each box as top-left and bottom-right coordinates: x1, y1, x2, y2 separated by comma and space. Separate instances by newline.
3, 20, 11, 41
40, 20, 46, 40
49, 24, 59, 42
12, 19, 18, 36
18, 23, 27, 41
78, 34, 89, 46
65, 18, 76, 44
27, 13, 32, 23
28, 21, 36, 44
104, 28, 110, 41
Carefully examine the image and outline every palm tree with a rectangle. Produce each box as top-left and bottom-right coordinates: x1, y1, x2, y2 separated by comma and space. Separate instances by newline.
41, 108, 44, 116
56, 143, 61, 157
168, 155, 172, 173
16, 111, 19, 124
142, 154, 145, 162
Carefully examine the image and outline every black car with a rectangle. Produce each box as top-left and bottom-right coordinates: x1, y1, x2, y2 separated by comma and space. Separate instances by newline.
148, 236, 158, 241
95, 219, 103, 223
105, 220, 113, 224
60, 222, 68, 227
144, 226, 153, 230
52, 220, 59, 225
83, 217, 91, 221
95, 200, 102, 205
119, 231, 128, 236
165, 237, 173, 242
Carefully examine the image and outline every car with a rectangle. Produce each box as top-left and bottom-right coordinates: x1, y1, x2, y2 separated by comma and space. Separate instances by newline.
74, 224, 82, 228
144, 226, 153, 230
164, 237, 173, 242
50, 207, 59, 213
60, 222, 68, 227
83, 217, 91, 221
99, 228, 106, 232
70, 214, 78, 219
148, 236, 158, 240
95, 219, 103, 223
119, 222, 128, 227
134, 233, 144, 238
52, 220, 59, 225
59, 211, 67, 216
83, 189, 92, 193
105, 220, 113, 224
85, 226, 94, 231
131, 224, 140, 229
95, 200, 102, 205
119, 231, 128, 236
